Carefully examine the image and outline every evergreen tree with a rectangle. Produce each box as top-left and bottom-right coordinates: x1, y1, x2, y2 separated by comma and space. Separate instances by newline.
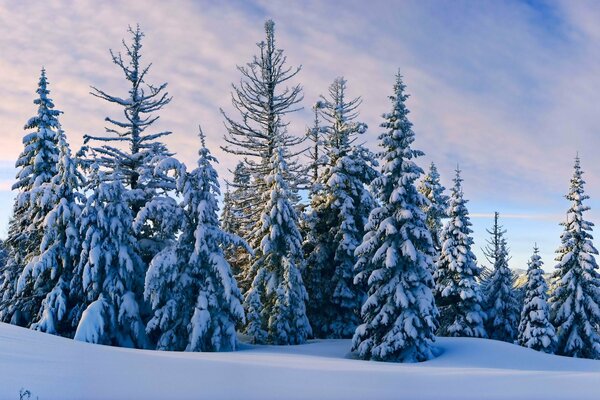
74, 168, 147, 348
221, 163, 250, 236
243, 143, 311, 345
221, 20, 304, 294
221, 162, 253, 290
306, 104, 327, 187
300, 105, 326, 297
83, 25, 173, 263
220, 183, 235, 235
305, 77, 378, 339
418, 162, 449, 254
221, 19, 304, 238
434, 168, 486, 338
550, 156, 600, 359
352, 72, 437, 362
518, 245, 556, 353
15, 125, 85, 336
0, 69, 61, 325
483, 212, 519, 342
145, 129, 247, 351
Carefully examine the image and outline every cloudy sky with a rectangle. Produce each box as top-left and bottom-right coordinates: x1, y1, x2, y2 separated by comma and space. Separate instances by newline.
1, 0, 600, 271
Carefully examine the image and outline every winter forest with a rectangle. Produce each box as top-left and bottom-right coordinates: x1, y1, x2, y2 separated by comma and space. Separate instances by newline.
2, 14, 600, 398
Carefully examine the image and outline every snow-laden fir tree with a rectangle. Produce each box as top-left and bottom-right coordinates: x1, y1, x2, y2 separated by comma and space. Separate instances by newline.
483, 212, 519, 343
550, 156, 600, 359
352, 72, 437, 362
74, 166, 147, 348
300, 105, 326, 292
83, 25, 174, 263
221, 183, 235, 234
221, 19, 304, 212
517, 245, 556, 353
221, 163, 250, 236
306, 104, 327, 187
434, 168, 486, 338
305, 77, 378, 339
221, 20, 305, 265
145, 129, 247, 351
418, 162, 449, 255
15, 124, 85, 336
0, 69, 61, 325
243, 142, 311, 345
221, 162, 253, 291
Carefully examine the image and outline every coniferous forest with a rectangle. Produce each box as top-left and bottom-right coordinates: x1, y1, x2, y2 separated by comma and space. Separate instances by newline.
3, 19, 600, 367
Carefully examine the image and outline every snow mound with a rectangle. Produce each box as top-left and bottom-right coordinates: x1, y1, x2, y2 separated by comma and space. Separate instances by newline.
0, 322, 599, 400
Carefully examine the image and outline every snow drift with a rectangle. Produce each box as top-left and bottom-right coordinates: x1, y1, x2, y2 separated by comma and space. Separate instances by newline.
0, 322, 599, 400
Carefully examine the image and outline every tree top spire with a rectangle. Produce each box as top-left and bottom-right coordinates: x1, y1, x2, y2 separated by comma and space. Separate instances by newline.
265, 19, 275, 30
198, 125, 207, 149
453, 166, 462, 185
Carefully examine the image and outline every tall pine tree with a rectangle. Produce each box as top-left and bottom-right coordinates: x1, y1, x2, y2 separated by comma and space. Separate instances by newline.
483, 212, 519, 342
243, 143, 311, 345
83, 25, 174, 263
306, 104, 327, 187
550, 156, 600, 359
221, 20, 304, 292
1, 69, 61, 325
220, 183, 235, 235
434, 168, 486, 338
74, 167, 147, 348
518, 245, 556, 353
305, 77, 378, 338
353, 72, 437, 362
15, 124, 85, 336
221, 162, 253, 291
145, 130, 247, 351
418, 162, 449, 255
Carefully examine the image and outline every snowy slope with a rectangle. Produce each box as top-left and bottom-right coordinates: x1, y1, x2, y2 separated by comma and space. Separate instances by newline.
1, 322, 599, 400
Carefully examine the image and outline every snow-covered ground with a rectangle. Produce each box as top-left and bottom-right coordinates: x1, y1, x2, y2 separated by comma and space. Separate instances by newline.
1, 322, 599, 400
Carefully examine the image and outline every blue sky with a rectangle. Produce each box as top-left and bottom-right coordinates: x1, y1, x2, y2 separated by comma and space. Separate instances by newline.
1, 0, 599, 271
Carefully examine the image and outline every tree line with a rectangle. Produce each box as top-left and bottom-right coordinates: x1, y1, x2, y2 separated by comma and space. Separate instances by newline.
1, 20, 599, 362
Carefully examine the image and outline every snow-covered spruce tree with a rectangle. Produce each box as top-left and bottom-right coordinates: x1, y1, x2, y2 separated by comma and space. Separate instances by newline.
434, 168, 486, 338
517, 245, 556, 353
221, 162, 253, 291
306, 104, 327, 187
482, 212, 519, 342
418, 162, 449, 255
74, 166, 147, 348
243, 142, 311, 345
221, 163, 247, 235
83, 25, 173, 263
145, 130, 247, 351
352, 72, 437, 362
550, 156, 600, 359
221, 20, 305, 275
299, 105, 326, 292
0, 69, 61, 325
15, 124, 85, 336
221, 183, 235, 234
305, 77, 378, 338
